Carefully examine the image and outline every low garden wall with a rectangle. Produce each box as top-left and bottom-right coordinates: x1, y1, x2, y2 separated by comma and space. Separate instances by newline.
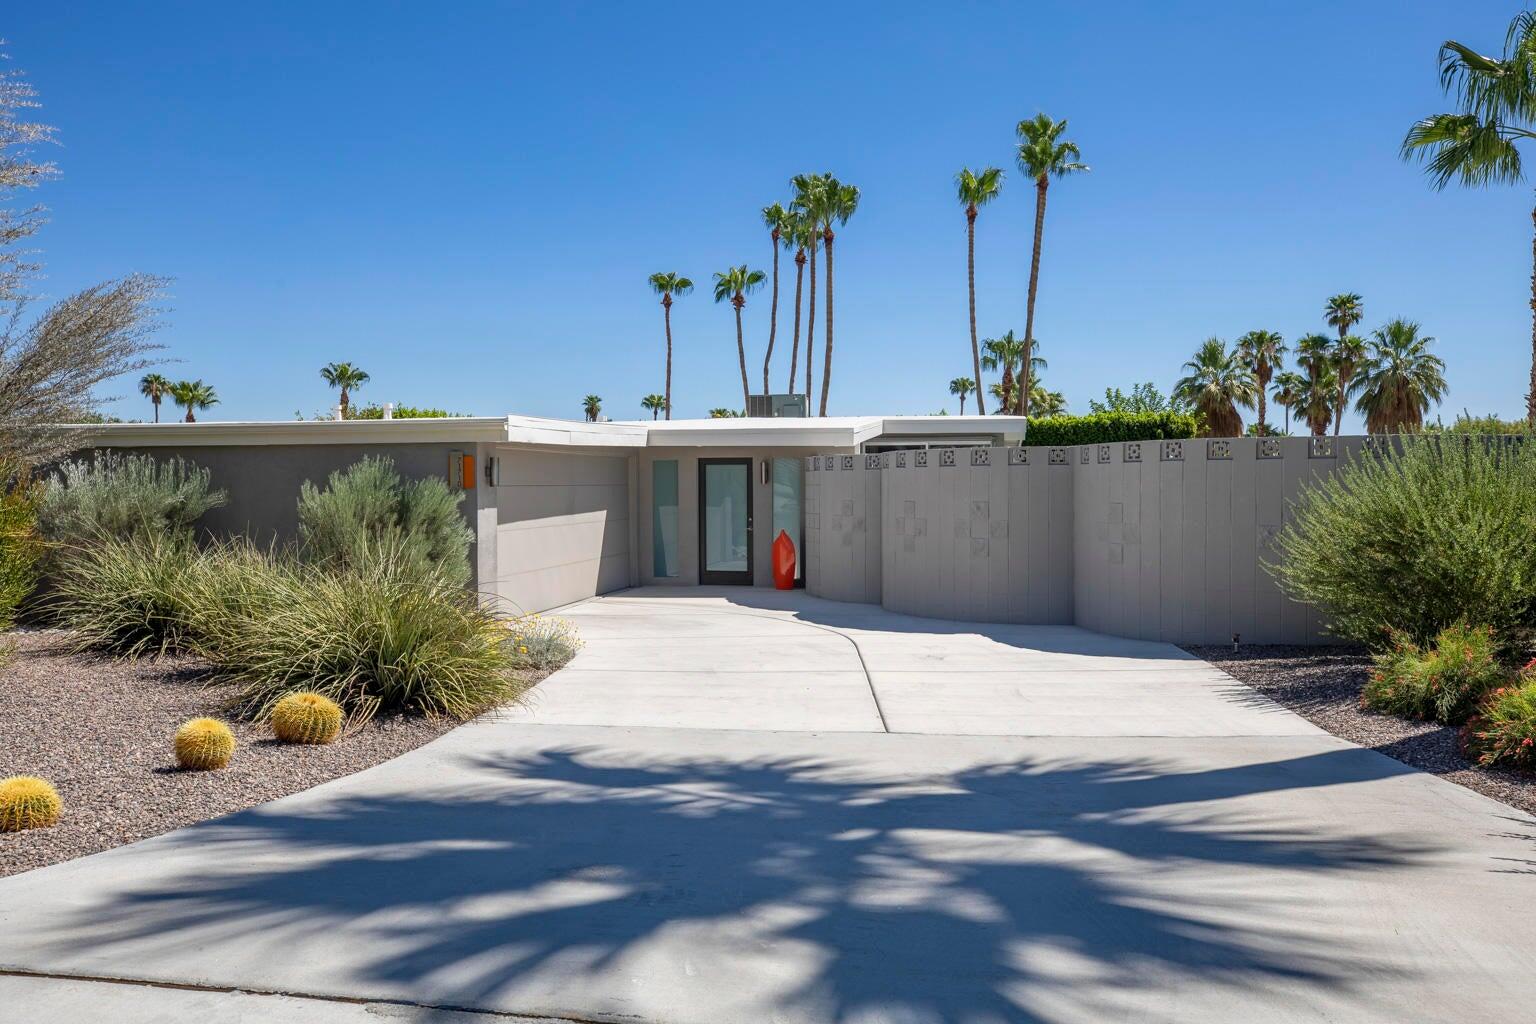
806, 436, 1375, 645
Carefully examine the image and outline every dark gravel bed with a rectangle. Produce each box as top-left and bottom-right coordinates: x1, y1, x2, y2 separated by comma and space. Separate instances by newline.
0, 630, 465, 877
1186, 643, 1536, 816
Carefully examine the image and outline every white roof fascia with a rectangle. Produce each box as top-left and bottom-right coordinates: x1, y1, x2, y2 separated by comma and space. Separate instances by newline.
63, 417, 514, 448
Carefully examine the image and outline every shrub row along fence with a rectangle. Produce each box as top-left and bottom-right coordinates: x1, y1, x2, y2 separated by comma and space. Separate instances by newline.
804, 436, 1385, 645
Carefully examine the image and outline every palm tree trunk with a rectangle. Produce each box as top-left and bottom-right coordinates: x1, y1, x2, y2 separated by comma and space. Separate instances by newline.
763, 231, 780, 394
966, 207, 985, 416
152, 398, 159, 423
1021, 177, 1049, 420
1528, 203, 1536, 425
340, 387, 349, 419
1283, 404, 1290, 435
1332, 372, 1347, 436
1257, 383, 1267, 436
1000, 364, 1015, 414
734, 297, 750, 407
819, 227, 835, 416
805, 246, 817, 413
663, 295, 674, 420
185, 408, 195, 423
787, 250, 805, 393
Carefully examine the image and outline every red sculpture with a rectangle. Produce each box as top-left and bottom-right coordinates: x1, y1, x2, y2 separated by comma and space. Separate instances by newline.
772, 529, 797, 590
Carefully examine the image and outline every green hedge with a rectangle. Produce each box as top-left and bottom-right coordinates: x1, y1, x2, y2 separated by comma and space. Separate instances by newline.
1023, 412, 1198, 446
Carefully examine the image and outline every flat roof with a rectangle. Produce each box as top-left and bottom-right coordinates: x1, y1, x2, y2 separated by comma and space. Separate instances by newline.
66, 414, 1025, 449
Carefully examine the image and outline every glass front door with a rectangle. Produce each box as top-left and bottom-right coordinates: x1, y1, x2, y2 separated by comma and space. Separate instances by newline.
699, 458, 753, 584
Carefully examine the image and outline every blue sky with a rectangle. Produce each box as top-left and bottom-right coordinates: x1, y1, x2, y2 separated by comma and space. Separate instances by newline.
5, 1, 1531, 428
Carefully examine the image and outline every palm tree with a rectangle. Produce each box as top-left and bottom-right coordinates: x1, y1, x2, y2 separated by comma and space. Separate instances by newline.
1354, 319, 1447, 433
138, 372, 170, 423
1402, 11, 1536, 422
791, 175, 823, 409
1324, 293, 1364, 344
1271, 370, 1306, 435
1015, 113, 1088, 421
169, 379, 218, 423
648, 272, 693, 421
782, 212, 807, 394
1294, 333, 1337, 436
707, 408, 740, 418
981, 331, 1027, 414
795, 173, 860, 415
1013, 337, 1048, 415
582, 394, 603, 422
760, 203, 792, 394
1235, 330, 1286, 435
956, 166, 1004, 415
713, 265, 766, 408
949, 376, 976, 414
1029, 383, 1068, 417
641, 394, 666, 420
1173, 338, 1257, 437
320, 362, 369, 418
1332, 334, 1369, 435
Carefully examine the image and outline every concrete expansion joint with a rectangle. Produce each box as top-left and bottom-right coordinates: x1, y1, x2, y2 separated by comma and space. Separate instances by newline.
0, 967, 606, 1023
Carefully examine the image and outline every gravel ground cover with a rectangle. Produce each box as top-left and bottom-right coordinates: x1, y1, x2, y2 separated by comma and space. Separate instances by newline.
0, 629, 539, 877
1188, 643, 1536, 816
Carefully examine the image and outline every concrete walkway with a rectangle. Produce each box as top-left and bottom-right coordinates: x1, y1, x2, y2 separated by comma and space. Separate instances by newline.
2, 589, 1534, 1023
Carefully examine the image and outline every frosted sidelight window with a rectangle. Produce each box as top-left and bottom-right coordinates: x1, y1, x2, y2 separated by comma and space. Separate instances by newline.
652, 460, 679, 577
771, 457, 803, 579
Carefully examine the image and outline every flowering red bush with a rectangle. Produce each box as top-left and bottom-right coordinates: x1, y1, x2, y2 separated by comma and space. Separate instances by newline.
1464, 672, 1536, 768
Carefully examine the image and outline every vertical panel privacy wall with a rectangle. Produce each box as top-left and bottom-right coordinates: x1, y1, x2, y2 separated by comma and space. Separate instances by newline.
806, 437, 1369, 645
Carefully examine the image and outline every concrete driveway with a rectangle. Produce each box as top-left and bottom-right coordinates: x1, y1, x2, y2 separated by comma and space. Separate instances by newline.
1, 588, 1534, 1023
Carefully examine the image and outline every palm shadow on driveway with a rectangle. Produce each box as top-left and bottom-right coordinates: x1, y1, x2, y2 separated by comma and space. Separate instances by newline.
28, 739, 1447, 1023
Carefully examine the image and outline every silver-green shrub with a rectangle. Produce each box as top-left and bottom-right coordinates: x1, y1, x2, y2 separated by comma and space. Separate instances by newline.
40, 452, 226, 543
297, 457, 472, 586
1271, 437, 1536, 647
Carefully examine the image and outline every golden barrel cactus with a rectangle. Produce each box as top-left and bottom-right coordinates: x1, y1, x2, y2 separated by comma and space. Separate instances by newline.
174, 718, 236, 770
0, 776, 62, 832
270, 692, 343, 745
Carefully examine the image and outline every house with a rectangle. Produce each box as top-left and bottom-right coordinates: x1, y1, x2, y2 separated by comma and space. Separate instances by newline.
77, 414, 1024, 616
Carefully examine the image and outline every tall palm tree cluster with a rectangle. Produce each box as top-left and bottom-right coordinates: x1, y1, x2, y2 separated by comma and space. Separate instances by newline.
951, 113, 1086, 417
1173, 294, 1447, 437
646, 172, 859, 420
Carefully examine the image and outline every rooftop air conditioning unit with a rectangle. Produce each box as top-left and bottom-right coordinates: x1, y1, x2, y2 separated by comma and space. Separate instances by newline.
745, 393, 808, 418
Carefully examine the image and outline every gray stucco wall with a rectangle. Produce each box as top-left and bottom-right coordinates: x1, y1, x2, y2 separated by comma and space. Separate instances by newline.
98, 441, 469, 547
483, 446, 633, 614
805, 437, 1367, 645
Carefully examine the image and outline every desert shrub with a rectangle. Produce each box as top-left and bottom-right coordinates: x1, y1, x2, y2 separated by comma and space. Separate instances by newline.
0, 776, 63, 832
1272, 437, 1536, 648
1464, 671, 1536, 768
297, 456, 473, 586
1361, 623, 1507, 724
1024, 411, 1198, 446
49, 532, 206, 657
349, 404, 467, 419
0, 462, 46, 629
39, 451, 226, 543
507, 613, 583, 671
201, 545, 522, 719
174, 718, 235, 770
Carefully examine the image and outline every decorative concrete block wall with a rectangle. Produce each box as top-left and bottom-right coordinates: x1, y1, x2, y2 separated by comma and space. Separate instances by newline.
804, 453, 882, 605
806, 437, 1366, 645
